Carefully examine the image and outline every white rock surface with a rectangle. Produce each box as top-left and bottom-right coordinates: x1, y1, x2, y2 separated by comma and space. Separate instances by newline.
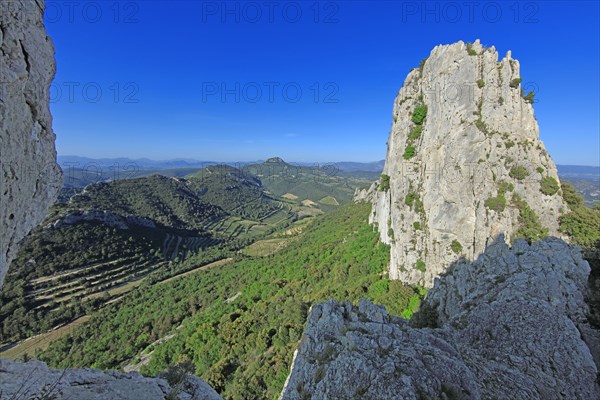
368, 40, 569, 287
0, 0, 62, 289
280, 237, 600, 399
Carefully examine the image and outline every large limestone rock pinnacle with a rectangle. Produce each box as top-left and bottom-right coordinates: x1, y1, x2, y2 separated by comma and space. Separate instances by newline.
0, 0, 62, 289
369, 40, 568, 287
280, 237, 600, 399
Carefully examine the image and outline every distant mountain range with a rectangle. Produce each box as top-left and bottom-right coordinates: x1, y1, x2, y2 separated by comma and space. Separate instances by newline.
58, 156, 598, 206
57, 156, 387, 173
58, 156, 598, 175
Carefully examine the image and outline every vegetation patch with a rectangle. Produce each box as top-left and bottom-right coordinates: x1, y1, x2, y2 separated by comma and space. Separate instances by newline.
497, 180, 515, 195
379, 174, 391, 191
408, 126, 423, 143
403, 146, 416, 160
559, 183, 600, 249
522, 91, 535, 104
509, 78, 522, 88
477, 79, 485, 88
415, 259, 426, 272
411, 105, 428, 125
405, 192, 417, 207
484, 194, 507, 212
450, 240, 463, 254
539, 176, 559, 196
512, 193, 548, 242
509, 165, 530, 180
475, 118, 489, 135
466, 42, 477, 56
418, 57, 428, 74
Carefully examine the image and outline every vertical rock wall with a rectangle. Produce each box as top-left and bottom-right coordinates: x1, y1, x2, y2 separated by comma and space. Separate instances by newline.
0, 0, 62, 289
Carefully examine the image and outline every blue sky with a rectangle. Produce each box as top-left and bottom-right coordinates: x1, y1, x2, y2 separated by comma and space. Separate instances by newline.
46, 1, 599, 165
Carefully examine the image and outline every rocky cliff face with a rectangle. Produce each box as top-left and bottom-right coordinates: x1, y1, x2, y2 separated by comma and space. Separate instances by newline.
369, 40, 568, 287
0, 0, 62, 289
280, 237, 600, 399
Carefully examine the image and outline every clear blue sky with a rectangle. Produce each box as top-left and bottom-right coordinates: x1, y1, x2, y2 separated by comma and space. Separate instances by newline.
46, 0, 599, 165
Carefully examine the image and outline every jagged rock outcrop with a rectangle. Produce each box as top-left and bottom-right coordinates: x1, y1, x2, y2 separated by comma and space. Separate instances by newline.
0, 359, 223, 400
280, 237, 600, 399
369, 40, 569, 287
0, 0, 62, 289
353, 186, 374, 202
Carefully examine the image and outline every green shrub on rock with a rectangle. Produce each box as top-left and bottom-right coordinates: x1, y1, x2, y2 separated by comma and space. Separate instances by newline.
411, 105, 428, 125
403, 146, 416, 160
510, 78, 522, 88
540, 176, 559, 196
379, 174, 391, 191
450, 240, 463, 254
509, 165, 530, 180
512, 193, 548, 242
405, 192, 416, 207
484, 194, 507, 212
408, 126, 423, 142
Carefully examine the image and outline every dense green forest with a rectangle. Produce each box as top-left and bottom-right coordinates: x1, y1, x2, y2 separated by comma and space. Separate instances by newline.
39, 203, 423, 399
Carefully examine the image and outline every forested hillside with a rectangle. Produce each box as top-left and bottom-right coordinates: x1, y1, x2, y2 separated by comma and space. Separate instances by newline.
38, 203, 424, 399
0, 172, 295, 347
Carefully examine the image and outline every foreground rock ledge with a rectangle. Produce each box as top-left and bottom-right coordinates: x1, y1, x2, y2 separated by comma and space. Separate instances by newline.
280, 237, 600, 400
0, 359, 223, 400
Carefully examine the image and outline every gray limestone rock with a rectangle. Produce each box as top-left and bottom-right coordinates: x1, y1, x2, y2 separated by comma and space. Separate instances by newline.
0, 0, 62, 289
367, 40, 569, 287
0, 359, 223, 400
280, 237, 600, 400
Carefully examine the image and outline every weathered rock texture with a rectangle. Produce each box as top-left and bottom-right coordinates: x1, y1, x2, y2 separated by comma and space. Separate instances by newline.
280, 237, 600, 399
0, 0, 62, 289
0, 359, 223, 400
368, 40, 568, 287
